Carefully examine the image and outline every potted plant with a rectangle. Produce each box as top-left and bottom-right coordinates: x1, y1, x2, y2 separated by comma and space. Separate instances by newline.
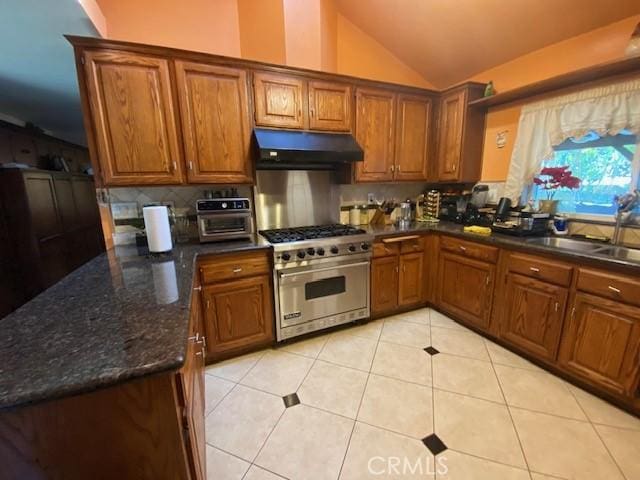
533, 166, 581, 214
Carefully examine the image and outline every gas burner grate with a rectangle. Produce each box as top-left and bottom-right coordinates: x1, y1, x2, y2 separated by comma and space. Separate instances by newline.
259, 224, 367, 244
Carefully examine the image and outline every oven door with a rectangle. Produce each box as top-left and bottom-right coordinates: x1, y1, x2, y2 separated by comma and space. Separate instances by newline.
277, 260, 370, 328
198, 212, 252, 241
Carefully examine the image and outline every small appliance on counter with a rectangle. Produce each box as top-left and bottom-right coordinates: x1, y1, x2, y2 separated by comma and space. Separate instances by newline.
492, 211, 550, 236
416, 190, 440, 222
397, 200, 413, 228
196, 197, 253, 243
439, 193, 470, 222
470, 184, 489, 208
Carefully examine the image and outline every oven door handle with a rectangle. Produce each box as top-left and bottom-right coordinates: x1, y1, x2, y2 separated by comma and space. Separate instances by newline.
278, 261, 370, 280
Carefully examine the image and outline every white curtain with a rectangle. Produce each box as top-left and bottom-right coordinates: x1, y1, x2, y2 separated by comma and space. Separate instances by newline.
504, 78, 640, 204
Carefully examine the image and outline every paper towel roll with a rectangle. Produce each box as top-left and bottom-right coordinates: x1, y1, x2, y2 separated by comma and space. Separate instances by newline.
151, 260, 179, 304
143, 206, 173, 253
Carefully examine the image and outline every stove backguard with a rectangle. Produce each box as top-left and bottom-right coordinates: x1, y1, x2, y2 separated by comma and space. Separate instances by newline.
254, 170, 340, 231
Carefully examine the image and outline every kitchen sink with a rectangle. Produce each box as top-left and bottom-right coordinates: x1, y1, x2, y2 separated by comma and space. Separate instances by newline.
593, 245, 640, 263
524, 237, 605, 252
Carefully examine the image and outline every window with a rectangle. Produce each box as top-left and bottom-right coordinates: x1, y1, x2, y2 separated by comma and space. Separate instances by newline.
532, 132, 637, 216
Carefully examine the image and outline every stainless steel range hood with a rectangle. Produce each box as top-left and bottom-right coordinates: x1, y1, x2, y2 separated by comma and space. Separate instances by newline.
253, 128, 364, 170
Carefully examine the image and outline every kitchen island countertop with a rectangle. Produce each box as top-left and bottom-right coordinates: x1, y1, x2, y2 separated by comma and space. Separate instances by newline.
0, 236, 270, 410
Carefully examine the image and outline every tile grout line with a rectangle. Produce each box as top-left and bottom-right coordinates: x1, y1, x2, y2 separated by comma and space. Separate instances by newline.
565, 385, 629, 480
336, 317, 385, 479
428, 308, 438, 471
484, 337, 535, 480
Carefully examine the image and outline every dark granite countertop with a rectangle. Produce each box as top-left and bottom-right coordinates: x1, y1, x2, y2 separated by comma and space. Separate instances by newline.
366, 221, 640, 271
0, 235, 270, 411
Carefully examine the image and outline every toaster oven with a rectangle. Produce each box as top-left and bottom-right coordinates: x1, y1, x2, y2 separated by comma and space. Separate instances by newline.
196, 198, 253, 242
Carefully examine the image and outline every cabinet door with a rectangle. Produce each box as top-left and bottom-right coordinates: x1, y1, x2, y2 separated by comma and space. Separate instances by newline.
371, 256, 399, 314
394, 94, 431, 181
83, 50, 184, 185
354, 88, 395, 182
53, 176, 79, 231
436, 89, 466, 181
558, 292, 640, 396
175, 62, 253, 184
71, 176, 100, 227
253, 72, 305, 129
308, 80, 352, 132
24, 172, 63, 240
437, 252, 494, 330
398, 252, 424, 307
202, 274, 274, 359
501, 273, 567, 361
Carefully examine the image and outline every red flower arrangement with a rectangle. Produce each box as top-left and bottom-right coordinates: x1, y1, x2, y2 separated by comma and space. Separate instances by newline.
533, 166, 581, 200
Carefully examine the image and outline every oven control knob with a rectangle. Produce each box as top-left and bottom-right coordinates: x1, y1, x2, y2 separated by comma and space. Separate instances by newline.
317, 247, 325, 256
307, 247, 316, 256
361, 242, 370, 251
221, 202, 227, 209
348, 244, 356, 252
297, 250, 306, 259
330, 246, 339, 254
281, 252, 291, 262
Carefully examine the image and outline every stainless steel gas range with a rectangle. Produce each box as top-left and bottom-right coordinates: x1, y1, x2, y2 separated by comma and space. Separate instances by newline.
260, 224, 373, 341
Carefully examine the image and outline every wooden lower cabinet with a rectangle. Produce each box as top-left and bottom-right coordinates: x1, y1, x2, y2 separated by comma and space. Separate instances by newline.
202, 273, 274, 360
500, 273, 567, 361
437, 252, 494, 329
371, 255, 399, 314
558, 292, 640, 397
399, 252, 424, 306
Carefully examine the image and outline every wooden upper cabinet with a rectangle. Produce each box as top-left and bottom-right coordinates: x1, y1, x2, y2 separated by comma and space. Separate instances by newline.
558, 292, 640, 396
308, 81, 352, 132
355, 88, 396, 182
500, 273, 568, 361
436, 89, 465, 181
82, 50, 184, 185
175, 61, 253, 184
436, 83, 485, 183
394, 94, 431, 181
253, 72, 305, 129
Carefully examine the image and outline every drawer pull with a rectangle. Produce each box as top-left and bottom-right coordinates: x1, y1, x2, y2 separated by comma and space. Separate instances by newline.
232, 267, 242, 273
529, 267, 540, 273
459, 246, 467, 252
608, 285, 621, 293
193, 286, 202, 292
554, 302, 559, 312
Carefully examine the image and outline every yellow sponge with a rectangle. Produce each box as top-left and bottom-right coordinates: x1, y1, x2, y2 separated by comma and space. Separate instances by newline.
463, 225, 492, 236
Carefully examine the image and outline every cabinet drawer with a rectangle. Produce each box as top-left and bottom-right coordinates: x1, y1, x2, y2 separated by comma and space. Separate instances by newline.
400, 236, 424, 254
508, 252, 573, 287
440, 236, 498, 263
577, 268, 640, 307
373, 241, 400, 258
200, 251, 270, 284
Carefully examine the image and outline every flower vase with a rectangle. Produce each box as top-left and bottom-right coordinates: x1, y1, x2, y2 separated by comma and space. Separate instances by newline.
538, 200, 559, 215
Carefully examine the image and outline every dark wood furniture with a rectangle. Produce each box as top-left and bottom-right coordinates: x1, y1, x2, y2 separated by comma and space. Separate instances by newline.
371, 235, 426, 316
68, 36, 484, 188
199, 250, 275, 361
0, 169, 104, 318
0, 280, 206, 480
435, 83, 486, 182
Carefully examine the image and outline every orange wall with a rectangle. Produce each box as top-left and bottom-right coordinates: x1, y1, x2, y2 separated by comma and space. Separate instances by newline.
96, 0, 241, 56
477, 15, 640, 182
283, 0, 322, 70
336, 14, 434, 89
237, 0, 286, 63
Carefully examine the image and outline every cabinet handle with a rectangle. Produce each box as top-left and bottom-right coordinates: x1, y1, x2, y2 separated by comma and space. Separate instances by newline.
571, 307, 576, 321
529, 267, 540, 273
397, 165, 401, 173
459, 246, 466, 252
172, 161, 177, 171
206, 299, 210, 310
390, 165, 395, 172
195, 351, 204, 357
485, 276, 490, 286
189, 161, 193, 170
608, 285, 621, 293
395, 266, 399, 273
188, 333, 200, 343
193, 286, 202, 292
402, 264, 406, 273
232, 267, 242, 273
554, 302, 559, 312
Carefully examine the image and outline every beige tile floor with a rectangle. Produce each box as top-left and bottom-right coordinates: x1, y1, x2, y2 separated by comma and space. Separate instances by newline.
204, 308, 640, 480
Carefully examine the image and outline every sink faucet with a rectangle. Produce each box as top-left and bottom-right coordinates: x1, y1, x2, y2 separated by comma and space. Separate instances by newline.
612, 190, 639, 245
